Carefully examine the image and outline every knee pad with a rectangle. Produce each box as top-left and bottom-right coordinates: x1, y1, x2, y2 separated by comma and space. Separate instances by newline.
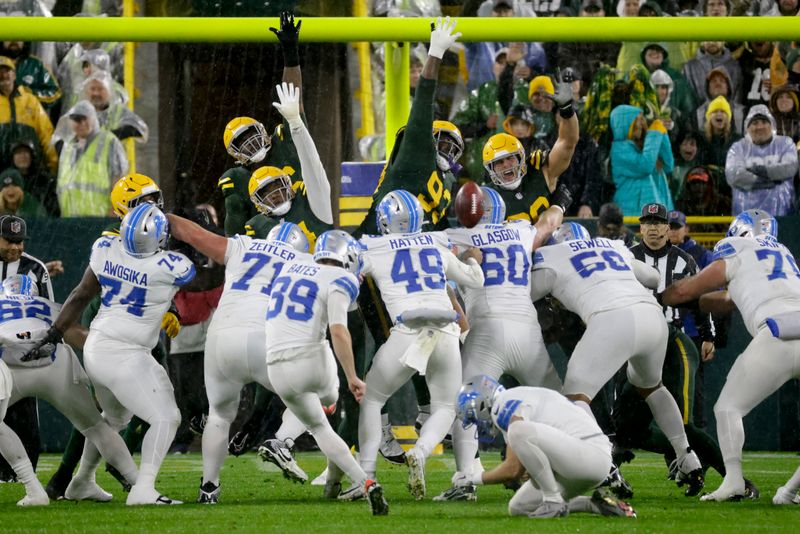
103, 413, 131, 433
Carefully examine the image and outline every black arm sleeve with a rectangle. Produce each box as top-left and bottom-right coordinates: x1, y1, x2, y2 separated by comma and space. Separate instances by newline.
497, 63, 516, 116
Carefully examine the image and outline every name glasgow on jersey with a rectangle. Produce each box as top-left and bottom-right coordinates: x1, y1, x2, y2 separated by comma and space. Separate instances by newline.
248, 240, 298, 260
568, 239, 615, 252
470, 227, 521, 247
103, 260, 148, 285
388, 234, 434, 250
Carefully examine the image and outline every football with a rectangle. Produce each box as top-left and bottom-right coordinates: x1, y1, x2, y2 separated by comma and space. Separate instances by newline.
455, 181, 484, 228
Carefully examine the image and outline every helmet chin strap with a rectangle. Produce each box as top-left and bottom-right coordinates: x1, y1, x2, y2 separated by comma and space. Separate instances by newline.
269, 200, 292, 217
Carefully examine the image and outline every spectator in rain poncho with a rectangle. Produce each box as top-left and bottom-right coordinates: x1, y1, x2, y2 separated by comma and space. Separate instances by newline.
56, 100, 128, 217
725, 104, 798, 216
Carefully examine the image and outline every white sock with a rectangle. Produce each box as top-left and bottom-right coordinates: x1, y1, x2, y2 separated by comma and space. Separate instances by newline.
83, 422, 138, 485
275, 409, 307, 444
312, 424, 367, 486
452, 421, 479, 474
783, 466, 800, 493
415, 405, 455, 459
138, 419, 178, 489
381, 412, 390, 427
644, 386, 691, 456
715, 406, 746, 490
202, 413, 231, 486
0, 423, 44, 494
357, 397, 383, 475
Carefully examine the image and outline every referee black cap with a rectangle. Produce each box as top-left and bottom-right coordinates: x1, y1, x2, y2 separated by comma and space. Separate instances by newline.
0, 215, 28, 242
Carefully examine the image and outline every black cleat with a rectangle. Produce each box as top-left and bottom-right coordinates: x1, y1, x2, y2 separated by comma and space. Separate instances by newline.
45, 465, 73, 500
602, 465, 634, 499
591, 487, 637, 517
228, 430, 254, 456
106, 463, 132, 492
366, 480, 389, 516
197, 479, 220, 504
677, 469, 705, 497
744, 478, 760, 500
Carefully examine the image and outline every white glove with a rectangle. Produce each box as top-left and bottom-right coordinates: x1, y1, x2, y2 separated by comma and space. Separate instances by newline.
428, 16, 461, 59
272, 81, 302, 126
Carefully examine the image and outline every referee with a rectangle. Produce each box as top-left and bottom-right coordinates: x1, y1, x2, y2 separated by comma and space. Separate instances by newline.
0, 215, 53, 482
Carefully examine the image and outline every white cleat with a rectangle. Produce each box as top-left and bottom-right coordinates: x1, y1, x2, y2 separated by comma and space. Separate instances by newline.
126, 485, 183, 506
64, 478, 113, 502
17, 492, 49, 506
406, 448, 426, 500
337, 481, 366, 501
773, 486, 800, 505
311, 467, 329, 486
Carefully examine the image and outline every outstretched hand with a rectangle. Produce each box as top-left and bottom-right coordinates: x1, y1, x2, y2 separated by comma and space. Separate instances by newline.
269, 11, 301, 47
546, 68, 574, 110
272, 82, 301, 123
428, 16, 461, 59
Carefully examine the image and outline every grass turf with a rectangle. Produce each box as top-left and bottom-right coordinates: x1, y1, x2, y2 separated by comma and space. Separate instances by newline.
1, 450, 798, 533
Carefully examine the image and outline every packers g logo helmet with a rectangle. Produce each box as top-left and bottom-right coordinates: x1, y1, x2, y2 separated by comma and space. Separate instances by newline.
433, 120, 464, 172
482, 133, 526, 191
223, 117, 270, 165
249, 166, 295, 217
110, 173, 164, 219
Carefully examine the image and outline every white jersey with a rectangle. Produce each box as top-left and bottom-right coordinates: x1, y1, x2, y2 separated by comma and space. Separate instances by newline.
88, 236, 195, 349
0, 295, 61, 368
491, 386, 607, 442
713, 236, 800, 337
264, 258, 359, 354
360, 232, 484, 322
213, 235, 307, 329
532, 238, 657, 323
446, 222, 537, 319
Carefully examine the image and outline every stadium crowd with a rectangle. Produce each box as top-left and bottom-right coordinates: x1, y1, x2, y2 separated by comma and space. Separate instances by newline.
1, 0, 800, 520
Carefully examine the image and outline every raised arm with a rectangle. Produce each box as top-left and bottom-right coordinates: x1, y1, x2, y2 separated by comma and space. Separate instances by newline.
271, 11, 304, 114
167, 214, 228, 265
542, 71, 579, 188
272, 82, 333, 225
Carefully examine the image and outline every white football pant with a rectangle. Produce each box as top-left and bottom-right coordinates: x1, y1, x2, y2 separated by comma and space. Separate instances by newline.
713, 329, 800, 494
268, 344, 368, 486
453, 315, 562, 474
201, 326, 306, 485
7, 345, 138, 486
506, 420, 611, 515
358, 324, 462, 476
81, 331, 180, 494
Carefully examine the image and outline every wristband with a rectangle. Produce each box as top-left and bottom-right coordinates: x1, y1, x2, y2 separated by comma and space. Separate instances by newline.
282, 44, 300, 67
558, 103, 575, 119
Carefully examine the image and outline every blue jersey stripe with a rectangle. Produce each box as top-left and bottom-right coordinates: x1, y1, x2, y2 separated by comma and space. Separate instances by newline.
712, 242, 736, 262
495, 399, 521, 431
333, 277, 358, 304
173, 263, 196, 287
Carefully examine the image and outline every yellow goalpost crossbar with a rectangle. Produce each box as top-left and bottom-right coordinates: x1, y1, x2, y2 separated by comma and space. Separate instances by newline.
0, 16, 797, 42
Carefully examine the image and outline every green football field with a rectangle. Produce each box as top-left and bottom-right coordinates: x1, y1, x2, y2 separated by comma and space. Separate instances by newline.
1, 451, 798, 533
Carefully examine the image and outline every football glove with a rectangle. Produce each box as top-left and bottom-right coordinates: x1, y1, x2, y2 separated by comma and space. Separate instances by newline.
549, 182, 573, 214
428, 16, 461, 59
270, 11, 301, 67
161, 311, 181, 338
20, 325, 63, 362
547, 68, 575, 119
273, 82, 302, 127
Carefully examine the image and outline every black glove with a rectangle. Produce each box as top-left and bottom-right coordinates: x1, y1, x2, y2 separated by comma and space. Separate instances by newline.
21, 325, 63, 362
549, 182, 573, 213
270, 11, 301, 67
748, 165, 769, 180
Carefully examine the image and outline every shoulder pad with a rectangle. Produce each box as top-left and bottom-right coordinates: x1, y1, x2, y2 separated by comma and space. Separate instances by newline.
712, 238, 739, 262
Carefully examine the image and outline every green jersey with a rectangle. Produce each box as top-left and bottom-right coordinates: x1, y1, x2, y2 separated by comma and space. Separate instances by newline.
218, 121, 302, 237
355, 77, 454, 238
243, 174, 332, 250
488, 148, 552, 223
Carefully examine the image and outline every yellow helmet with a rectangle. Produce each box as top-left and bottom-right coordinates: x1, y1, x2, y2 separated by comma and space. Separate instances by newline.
482, 133, 526, 190
433, 120, 464, 172
248, 166, 295, 217
223, 117, 270, 165
110, 173, 163, 219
